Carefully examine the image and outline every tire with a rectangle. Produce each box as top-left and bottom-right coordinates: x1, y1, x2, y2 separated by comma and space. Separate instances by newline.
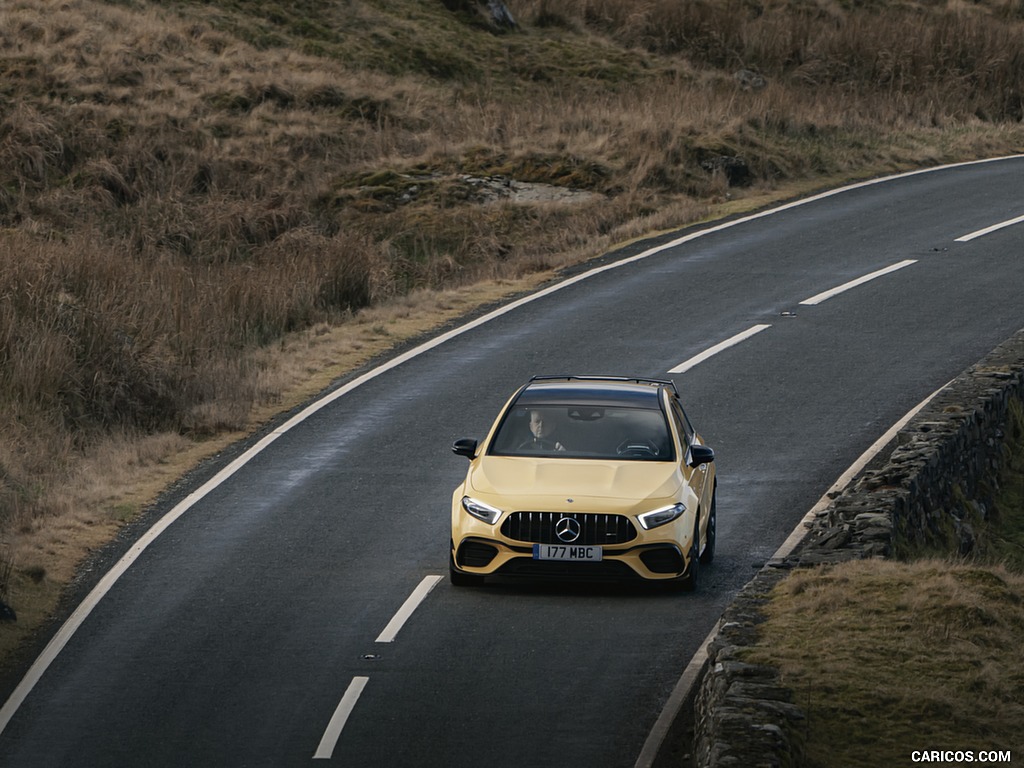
678, 518, 700, 592
700, 487, 717, 565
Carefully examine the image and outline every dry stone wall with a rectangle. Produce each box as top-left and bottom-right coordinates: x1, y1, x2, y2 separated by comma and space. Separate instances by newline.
692, 328, 1024, 767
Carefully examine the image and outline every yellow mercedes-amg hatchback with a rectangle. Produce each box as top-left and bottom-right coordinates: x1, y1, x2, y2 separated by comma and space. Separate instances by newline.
450, 376, 716, 589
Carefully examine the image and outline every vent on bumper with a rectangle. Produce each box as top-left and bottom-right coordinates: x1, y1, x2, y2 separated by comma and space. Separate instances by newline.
501, 512, 638, 545
639, 546, 684, 574
457, 540, 499, 567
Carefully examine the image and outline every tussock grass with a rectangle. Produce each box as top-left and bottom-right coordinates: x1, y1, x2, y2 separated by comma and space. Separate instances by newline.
751, 560, 1024, 766
749, 402, 1024, 764
1, 0, 1024, 651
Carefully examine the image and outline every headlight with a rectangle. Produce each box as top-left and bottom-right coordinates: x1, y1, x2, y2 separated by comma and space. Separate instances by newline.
461, 496, 503, 525
637, 502, 686, 530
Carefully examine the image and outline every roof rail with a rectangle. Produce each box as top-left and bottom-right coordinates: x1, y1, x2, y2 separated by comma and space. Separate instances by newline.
528, 375, 679, 396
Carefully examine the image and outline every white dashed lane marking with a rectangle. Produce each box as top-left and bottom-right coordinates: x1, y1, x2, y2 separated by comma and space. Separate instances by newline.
799, 259, 917, 306
955, 212, 1024, 242
668, 324, 772, 374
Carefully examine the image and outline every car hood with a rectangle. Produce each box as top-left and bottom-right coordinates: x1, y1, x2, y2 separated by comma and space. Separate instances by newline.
467, 457, 683, 505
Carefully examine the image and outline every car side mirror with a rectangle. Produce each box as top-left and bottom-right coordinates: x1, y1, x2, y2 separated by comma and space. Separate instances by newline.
687, 444, 715, 468
452, 438, 478, 459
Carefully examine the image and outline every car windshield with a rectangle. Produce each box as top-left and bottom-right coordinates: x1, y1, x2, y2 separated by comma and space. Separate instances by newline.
489, 404, 674, 461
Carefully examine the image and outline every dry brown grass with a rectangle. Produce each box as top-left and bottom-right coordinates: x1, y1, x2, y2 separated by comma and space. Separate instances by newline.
747, 409, 1024, 765
0, 266, 553, 661
750, 559, 1024, 765
2, 0, 1024, 654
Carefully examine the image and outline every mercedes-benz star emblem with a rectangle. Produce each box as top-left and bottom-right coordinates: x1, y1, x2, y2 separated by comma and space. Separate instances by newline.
555, 516, 581, 543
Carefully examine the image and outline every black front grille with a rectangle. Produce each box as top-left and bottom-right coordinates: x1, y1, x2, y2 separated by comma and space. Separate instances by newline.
501, 512, 638, 545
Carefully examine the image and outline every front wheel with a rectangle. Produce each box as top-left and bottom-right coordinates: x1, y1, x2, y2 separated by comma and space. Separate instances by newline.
700, 488, 717, 565
677, 518, 700, 592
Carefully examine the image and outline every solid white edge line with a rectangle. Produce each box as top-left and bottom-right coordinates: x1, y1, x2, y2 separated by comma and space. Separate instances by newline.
955, 212, 1024, 242
313, 676, 370, 760
632, 622, 719, 768
770, 379, 949, 563
633, 380, 951, 768
2, 155, 1021, 738
799, 259, 918, 306
668, 324, 772, 374
375, 575, 443, 643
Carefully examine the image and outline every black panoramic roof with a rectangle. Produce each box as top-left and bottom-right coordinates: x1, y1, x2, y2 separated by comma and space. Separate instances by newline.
515, 376, 671, 409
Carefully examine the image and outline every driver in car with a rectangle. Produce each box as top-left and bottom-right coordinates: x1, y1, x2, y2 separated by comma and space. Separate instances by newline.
519, 409, 567, 452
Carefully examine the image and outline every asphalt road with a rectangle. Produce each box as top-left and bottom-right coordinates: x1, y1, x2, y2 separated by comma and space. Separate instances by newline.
1, 157, 1022, 768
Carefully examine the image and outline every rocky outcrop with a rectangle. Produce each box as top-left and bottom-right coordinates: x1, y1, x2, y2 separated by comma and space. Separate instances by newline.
440, 0, 516, 29
692, 328, 1024, 767
699, 155, 752, 187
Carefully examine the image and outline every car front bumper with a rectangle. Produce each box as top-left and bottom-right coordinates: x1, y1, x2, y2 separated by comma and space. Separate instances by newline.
451, 536, 693, 582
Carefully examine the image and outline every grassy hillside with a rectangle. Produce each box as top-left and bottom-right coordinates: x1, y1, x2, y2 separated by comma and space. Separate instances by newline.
2, 0, 1023, 645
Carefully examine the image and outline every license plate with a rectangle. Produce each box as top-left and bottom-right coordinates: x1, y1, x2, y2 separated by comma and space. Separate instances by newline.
532, 544, 603, 562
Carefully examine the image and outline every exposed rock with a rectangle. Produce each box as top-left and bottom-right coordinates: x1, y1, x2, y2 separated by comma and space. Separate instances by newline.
487, 0, 516, 28
463, 175, 601, 204
345, 171, 600, 212
734, 69, 767, 90
699, 155, 752, 187
440, 0, 516, 29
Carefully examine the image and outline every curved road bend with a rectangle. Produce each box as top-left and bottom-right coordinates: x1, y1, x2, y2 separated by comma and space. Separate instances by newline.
1, 157, 1022, 767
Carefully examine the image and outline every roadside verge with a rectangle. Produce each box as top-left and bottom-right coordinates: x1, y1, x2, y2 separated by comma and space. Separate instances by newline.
691, 327, 1024, 766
